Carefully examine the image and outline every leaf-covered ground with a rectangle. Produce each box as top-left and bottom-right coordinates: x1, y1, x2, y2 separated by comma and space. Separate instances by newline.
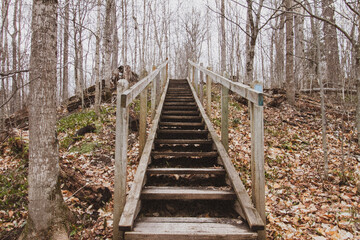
206, 86, 360, 239
1, 89, 359, 239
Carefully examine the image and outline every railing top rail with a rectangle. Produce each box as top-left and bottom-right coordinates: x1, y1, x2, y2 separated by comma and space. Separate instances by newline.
188, 60, 263, 106
120, 60, 168, 107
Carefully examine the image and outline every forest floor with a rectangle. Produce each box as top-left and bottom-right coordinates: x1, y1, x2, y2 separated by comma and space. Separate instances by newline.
0, 86, 359, 239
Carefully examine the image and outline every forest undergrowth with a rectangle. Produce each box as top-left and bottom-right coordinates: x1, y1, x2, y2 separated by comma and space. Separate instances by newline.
0, 88, 359, 239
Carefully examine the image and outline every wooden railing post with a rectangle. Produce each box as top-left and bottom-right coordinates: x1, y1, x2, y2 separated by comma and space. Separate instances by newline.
250, 84, 265, 240
139, 80, 148, 155
151, 65, 156, 120
221, 72, 229, 151
192, 65, 195, 88
163, 58, 168, 90
156, 71, 161, 105
113, 79, 129, 240
165, 57, 168, 87
206, 67, 212, 117
199, 63, 204, 103
195, 67, 199, 96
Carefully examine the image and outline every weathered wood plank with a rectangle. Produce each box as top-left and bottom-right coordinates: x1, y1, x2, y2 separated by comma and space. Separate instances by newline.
154, 139, 212, 144
157, 129, 208, 134
113, 79, 130, 239
188, 60, 263, 106
161, 115, 201, 120
159, 122, 203, 127
139, 87, 147, 155
133, 217, 243, 224
162, 111, 199, 115
221, 85, 229, 151
199, 63, 204, 103
250, 102, 266, 239
163, 102, 196, 106
151, 151, 218, 158
118, 79, 169, 231
186, 78, 265, 231
151, 66, 157, 120
146, 168, 226, 175
121, 60, 168, 107
141, 186, 236, 200
206, 66, 212, 117
125, 217, 257, 240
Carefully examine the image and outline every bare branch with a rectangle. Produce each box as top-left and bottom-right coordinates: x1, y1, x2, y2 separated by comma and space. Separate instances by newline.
0, 69, 29, 78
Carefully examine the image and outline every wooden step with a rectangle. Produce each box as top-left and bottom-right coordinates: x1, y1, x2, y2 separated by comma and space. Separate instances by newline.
151, 151, 218, 158
157, 129, 208, 135
162, 111, 199, 115
162, 106, 198, 111
165, 96, 194, 99
147, 168, 226, 175
164, 102, 196, 106
155, 139, 212, 144
141, 187, 236, 200
166, 94, 193, 97
125, 217, 257, 240
161, 115, 201, 120
164, 99, 195, 102
159, 122, 203, 127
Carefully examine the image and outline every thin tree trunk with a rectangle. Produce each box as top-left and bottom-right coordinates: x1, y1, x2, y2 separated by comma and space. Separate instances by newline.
220, 0, 226, 73
103, 0, 113, 94
322, 0, 341, 87
94, 0, 101, 115
122, 0, 128, 65
356, 47, 360, 145
294, 6, 305, 90
319, 61, 328, 179
11, 0, 19, 113
112, 2, 119, 70
62, 0, 69, 102
275, 12, 285, 88
285, 0, 295, 104
20, 0, 71, 238
140, 0, 146, 72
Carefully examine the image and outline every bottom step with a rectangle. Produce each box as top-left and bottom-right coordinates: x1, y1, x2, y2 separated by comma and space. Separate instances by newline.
125, 217, 257, 240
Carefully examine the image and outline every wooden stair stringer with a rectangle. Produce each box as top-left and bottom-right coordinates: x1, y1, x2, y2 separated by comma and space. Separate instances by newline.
186, 78, 265, 231
119, 79, 170, 231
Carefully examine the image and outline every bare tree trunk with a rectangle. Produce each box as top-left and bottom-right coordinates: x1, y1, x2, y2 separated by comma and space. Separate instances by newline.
319, 61, 329, 179
112, 2, 119, 70
285, 0, 295, 104
103, 0, 113, 94
275, 12, 285, 88
11, 0, 19, 113
294, 6, 305, 90
78, 36, 85, 107
122, 0, 128, 65
220, 0, 226, 73
245, 0, 264, 85
356, 46, 360, 145
18, 0, 24, 108
322, 0, 341, 87
0, 0, 9, 122
62, 0, 69, 102
94, 0, 101, 115
20, 0, 71, 238
133, 0, 138, 71
140, 0, 146, 72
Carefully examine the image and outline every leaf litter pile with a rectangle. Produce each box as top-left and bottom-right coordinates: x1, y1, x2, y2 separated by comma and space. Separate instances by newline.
0, 89, 359, 239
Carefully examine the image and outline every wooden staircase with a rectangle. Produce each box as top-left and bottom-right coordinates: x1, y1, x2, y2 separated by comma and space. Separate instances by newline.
119, 79, 263, 239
